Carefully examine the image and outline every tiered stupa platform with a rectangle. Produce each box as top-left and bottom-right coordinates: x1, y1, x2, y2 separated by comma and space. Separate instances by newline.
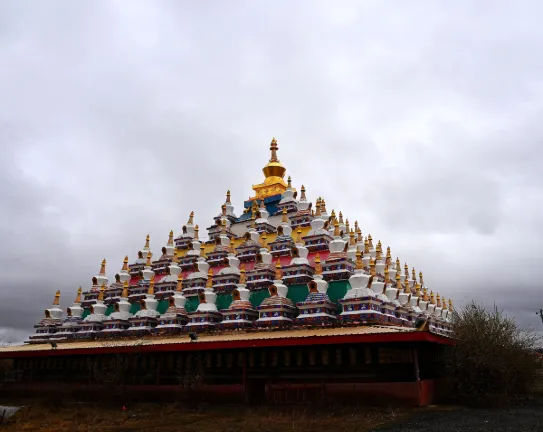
24, 138, 454, 344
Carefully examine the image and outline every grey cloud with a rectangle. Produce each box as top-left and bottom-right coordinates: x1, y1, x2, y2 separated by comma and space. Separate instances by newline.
1, 0, 543, 342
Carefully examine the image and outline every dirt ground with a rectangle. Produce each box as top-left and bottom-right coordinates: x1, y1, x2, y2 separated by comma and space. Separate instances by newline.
0, 401, 403, 432
1, 397, 542, 432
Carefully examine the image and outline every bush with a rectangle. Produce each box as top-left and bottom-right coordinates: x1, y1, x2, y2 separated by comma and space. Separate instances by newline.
446, 301, 541, 405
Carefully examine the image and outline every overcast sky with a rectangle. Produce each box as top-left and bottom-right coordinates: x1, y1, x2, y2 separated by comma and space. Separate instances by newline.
1, 1, 542, 343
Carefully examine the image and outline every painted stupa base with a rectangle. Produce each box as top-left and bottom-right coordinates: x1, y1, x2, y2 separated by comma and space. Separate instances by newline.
339, 298, 383, 324
295, 300, 338, 325
49, 327, 80, 341
154, 323, 185, 335
181, 283, 205, 298
236, 246, 260, 263
100, 320, 130, 338
380, 304, 402, 326
212, 275, 240, 294
28, 331, 55, 344
269, 239, 294, 257
302, 234, 333, 253
154, 283, 176, 300
219, 307, 258, 330
246, 269, 275, 291
125, 317, 158, 336
75, 322, 105, 339
206, 250, 229, 267
255, 305, 297, 327
185, 311, 223, 332
281, 264, 315, 285
322, 258, 355, 282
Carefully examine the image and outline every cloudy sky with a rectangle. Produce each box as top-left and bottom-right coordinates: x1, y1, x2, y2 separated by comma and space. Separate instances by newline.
1, 0, 542, 343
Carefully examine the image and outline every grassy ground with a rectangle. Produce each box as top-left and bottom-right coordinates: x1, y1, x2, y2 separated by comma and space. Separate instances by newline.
0, 400, 404, 432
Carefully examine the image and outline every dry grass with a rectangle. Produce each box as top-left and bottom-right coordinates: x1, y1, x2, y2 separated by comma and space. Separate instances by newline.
0, 400, 404, 432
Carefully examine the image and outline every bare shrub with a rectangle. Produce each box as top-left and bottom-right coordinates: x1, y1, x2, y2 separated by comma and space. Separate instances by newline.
446, 301, 541, 404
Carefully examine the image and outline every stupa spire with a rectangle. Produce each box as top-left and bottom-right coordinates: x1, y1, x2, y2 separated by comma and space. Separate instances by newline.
144, 234, 150, 249
122, 281, 129, 298
226, 190, 231, 204
74, 287, 82, 304
99, 259, 106, 276
53, 290, 61, 306
314, 253, 322, 275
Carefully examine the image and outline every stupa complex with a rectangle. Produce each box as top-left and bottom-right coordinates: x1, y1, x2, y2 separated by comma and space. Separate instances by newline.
0, 139, 454, 406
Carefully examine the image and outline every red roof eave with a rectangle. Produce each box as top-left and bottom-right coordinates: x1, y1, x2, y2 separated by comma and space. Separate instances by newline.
0, 331, 454, 359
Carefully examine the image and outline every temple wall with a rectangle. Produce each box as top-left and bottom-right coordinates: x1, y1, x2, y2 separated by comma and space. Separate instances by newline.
3, 342, 447, 406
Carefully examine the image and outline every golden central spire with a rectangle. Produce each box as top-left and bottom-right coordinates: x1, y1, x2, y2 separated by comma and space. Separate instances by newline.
252, 137, 288, 200
53, 290, 61, 306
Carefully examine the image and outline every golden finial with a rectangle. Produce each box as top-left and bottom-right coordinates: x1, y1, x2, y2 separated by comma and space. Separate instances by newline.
300, 185, 306, 200
261, 231, 268, 247
364, 237, 369, 254
356, 227, 362, 243
314, 198, 322, 216
275, 259, 282, 280
330, 209, 336, 220
349, 229, 356, 246
333, 219, 340, 237
321, 199, 327, 214
355, 249, 363, 270
339, 211, 344, 224
269, 137, 279, 162
354, 220, 359, 231
229, 238, 236, 254
75, 287, 82, 303
281, 207, 288, 223
314, 253, 322, 275
385, 247, 391, 266
395, 272, 402, 290
221, 218, 227, 234
172, 250, 179, 263
121, 255, 129, 271
148, 275, 155, 295
122, 280, 129, 298
200, 243, 206, 258
295, 227, 303, 244
369, 257, 376, 276
404, 263, 409, 278
415, 281, 421, 297
239, 264, 246, 284
98, 284, 106, 301
448, 298, 453, 311
376, 244, 382, 262
99, 258, 106, 275
404, 276, 411, 293
188, 211, 194, 225
53, 290, 61, 305
412, 267, 416, 281
436, 293, 442, 308
176, 273, 183, 292
377, 240, 382, 250
419, 271, 424, 286
194, 224, 199, 240
384, 267, 390, 284
430, 291, 435, 305
368, 234, 373, 249
206, 268, 213, 289
221, 204, 227, 216
395, 258, 401, 272
442, 297, 448, 310
287, 175, 292, 188
145, 252, 153, 267
422, 287, 429, 302
345, 219, 350, 234
168, 230, 174, 245
226, 190, 231, 204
